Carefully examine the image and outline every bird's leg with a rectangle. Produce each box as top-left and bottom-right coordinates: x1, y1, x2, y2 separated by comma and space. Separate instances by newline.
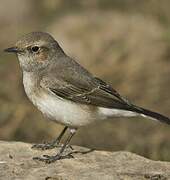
33, 128, 77, 163
31, 126, 68, 150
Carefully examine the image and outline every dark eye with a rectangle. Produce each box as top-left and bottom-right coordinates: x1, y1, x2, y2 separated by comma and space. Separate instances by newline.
31, 46, 40, 52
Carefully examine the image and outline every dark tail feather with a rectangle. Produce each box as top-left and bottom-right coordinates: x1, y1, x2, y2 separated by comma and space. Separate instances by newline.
132, 105, 170, 125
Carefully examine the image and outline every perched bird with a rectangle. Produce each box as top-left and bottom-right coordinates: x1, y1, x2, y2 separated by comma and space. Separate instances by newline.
4, 32, 170, 163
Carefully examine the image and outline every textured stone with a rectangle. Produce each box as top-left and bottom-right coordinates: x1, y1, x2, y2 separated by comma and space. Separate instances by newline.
0, 141, 169, 180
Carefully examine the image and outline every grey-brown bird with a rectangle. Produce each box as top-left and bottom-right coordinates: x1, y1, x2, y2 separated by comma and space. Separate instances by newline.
4, 32, 170, 163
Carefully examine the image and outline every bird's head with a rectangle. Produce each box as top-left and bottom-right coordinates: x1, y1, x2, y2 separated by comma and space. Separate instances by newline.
4, 32, 64, 72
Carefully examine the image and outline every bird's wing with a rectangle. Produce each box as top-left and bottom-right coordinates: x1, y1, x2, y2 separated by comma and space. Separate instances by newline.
40, 73, 134, 110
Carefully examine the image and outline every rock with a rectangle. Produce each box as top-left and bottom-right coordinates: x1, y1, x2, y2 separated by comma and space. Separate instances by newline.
0, 141, 169, 180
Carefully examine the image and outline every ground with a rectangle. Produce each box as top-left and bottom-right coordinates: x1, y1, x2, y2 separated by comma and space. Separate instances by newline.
0, 141, 169, 180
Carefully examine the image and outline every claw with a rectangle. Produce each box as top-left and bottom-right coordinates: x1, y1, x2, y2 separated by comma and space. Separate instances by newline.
43, 155, 50, 158
33, 153, 74, 164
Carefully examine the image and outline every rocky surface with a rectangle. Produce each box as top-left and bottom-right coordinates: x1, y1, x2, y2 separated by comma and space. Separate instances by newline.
0, 141, 170, 180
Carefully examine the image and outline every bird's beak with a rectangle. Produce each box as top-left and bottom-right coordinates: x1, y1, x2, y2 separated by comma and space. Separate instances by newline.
4, 47, 20, 53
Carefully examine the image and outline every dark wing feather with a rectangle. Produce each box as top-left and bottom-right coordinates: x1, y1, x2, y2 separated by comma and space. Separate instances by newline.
41, 75, 134, 110
94, 77, 131, 104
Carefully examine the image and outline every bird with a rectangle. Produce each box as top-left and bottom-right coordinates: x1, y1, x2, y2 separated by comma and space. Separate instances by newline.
4, 31, 170, 163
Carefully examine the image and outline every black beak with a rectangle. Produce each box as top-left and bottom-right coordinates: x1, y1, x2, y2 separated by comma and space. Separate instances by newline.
4, 47, 20, 53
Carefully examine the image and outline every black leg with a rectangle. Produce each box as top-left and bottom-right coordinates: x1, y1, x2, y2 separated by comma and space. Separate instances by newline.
31, 126, 68, 150
33, 128, 77, 163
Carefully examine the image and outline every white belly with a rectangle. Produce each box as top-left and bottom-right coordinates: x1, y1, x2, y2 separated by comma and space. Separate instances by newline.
33, 92, 99, 127
31, 92, 138, 127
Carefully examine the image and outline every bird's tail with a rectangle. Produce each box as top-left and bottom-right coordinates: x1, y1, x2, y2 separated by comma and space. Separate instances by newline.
131, 105, 170, 125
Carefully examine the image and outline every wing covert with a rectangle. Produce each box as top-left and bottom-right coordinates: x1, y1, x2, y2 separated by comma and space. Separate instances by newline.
40, 75, 133, 110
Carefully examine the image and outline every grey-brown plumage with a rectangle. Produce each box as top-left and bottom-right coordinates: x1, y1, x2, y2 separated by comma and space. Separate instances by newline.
4, 31, 170, 163
41, 55, 130, 109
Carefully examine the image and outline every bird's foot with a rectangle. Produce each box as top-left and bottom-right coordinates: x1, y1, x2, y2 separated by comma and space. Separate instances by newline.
31, 141, 74, 151
33, 153, 74, 164
31, 141, 59, 150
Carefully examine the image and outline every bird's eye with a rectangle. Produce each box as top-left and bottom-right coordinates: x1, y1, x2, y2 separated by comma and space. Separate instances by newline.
31, 46, 40, 52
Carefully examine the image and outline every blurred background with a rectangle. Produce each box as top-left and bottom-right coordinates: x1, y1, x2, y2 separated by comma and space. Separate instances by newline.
1, 0, 170, 161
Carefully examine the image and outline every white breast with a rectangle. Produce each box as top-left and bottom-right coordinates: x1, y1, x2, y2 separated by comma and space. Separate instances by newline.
23, 71, 98, 127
